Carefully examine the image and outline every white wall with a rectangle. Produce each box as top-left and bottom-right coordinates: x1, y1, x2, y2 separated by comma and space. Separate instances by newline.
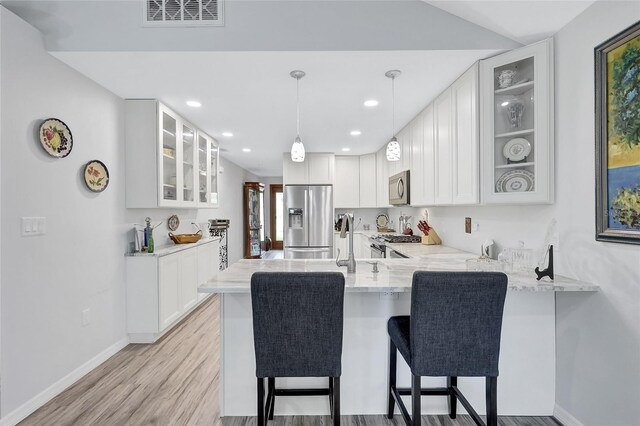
0, 8, 260, 422
553, 2, 640, 425
0, 8, 128, 420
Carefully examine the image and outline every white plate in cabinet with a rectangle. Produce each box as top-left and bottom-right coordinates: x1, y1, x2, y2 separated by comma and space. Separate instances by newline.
480, 39, 554, 204
125, 100, 220, 208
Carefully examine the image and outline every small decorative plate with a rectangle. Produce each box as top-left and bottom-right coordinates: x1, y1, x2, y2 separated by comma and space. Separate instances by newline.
496, 169, 535, 193
168, 214, 180, 232
503, 138, 531, 162
84, 160, 109, 192
376, 213, 389, 228
39, 118, 73, 158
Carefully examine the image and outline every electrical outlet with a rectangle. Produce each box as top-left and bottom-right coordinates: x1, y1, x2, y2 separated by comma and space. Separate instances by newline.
380, 291, 399, 300
465, 217, 471, 234
81, 309, 91, 326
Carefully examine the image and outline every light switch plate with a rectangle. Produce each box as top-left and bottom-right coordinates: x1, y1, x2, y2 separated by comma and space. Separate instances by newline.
21, 217, 46, 236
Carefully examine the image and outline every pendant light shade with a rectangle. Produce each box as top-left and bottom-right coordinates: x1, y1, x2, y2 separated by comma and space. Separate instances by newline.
290, 70, 306, 162
385, 70, 402, 162
291, 135, 305, 162
386, 136, 400, 161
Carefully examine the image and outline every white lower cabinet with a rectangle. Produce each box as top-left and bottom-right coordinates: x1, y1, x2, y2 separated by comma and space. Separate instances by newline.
158, 254, 181, 331
126, 239, 220, 343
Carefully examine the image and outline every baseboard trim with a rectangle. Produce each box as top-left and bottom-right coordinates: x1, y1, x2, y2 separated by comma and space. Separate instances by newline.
0, 337, 129, 426
554, 404, 584, 426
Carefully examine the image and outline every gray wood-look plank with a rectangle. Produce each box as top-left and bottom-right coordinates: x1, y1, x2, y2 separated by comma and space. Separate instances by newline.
20, 295, 562, 426
20, 296, 221, 426
222, 415, 562, 426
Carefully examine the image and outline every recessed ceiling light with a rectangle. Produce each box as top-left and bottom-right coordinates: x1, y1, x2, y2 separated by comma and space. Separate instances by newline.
364, 99, 379, 107
242, 148, 251, 153
222, 132, 233, 137
342, 148, 351, 152
501, 101, 509, 107
350, 130, 362, 136
186, 100, 202, 108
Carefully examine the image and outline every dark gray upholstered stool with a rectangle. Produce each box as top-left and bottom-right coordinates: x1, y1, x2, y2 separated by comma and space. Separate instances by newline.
251, 272, 345, 426
387, 271, 508, 426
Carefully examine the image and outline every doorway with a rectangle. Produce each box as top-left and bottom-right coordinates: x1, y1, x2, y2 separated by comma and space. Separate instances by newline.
269, 184, 284, 250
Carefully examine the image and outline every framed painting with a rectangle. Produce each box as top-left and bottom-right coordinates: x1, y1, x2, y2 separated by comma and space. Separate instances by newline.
595, 21, 640, 244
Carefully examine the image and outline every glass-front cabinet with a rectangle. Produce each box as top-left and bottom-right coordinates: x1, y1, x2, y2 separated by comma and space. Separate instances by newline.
125, 100, 220, 209
480, 39, 554, 204
196, 132, 220, 208
243, 182, 264, 259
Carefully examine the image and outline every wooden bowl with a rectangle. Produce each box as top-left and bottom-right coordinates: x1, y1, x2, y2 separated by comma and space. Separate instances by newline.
169, 231, 203, 244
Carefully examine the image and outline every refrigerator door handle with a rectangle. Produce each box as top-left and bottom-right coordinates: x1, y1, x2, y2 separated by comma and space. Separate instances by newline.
304, 188, 309, 238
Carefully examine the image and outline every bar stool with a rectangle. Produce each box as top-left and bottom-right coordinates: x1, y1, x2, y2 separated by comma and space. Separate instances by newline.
387, 271, 508, 426
251, 272, 345, 426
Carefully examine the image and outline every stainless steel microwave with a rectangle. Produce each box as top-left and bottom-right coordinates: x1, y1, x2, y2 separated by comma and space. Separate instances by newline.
389, 170, 410, 205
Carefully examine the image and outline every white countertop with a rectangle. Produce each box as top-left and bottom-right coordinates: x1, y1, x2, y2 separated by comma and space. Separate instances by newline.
126, 236, 221, 257
199, 244, 599, 294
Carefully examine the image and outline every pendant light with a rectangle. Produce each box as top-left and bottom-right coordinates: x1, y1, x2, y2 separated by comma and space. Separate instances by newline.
385, 70, 402, 162
290, 70, 306, 162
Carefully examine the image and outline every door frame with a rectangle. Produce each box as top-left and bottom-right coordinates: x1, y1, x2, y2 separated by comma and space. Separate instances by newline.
269, 184, 284, 250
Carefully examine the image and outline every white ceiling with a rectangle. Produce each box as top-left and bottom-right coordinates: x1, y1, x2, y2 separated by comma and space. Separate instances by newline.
426, 0, 596, 45
54, 50, 498, 176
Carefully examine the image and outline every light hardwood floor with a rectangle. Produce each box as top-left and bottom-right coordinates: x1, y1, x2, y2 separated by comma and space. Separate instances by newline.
21, 295, 561, 426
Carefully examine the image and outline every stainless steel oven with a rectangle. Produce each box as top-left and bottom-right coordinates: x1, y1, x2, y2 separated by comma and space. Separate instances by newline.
370, 244, 385, 258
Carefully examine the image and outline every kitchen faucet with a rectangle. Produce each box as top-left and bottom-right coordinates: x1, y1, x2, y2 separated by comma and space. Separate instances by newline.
336, 213, 356, 273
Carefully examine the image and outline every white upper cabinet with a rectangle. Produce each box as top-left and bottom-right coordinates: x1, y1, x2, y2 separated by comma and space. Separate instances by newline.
480, 39, 554, 204
334, 156, 360, 208
283, 153, 335, 185
410, 111, 425, 205
125, 100, 219, 208
359, 154, 377, 208
422, 104, 436, 205
376, 148, 390, 208
434, 88, 454, 205
308, 153, 335, 185
452, 63, 480, 205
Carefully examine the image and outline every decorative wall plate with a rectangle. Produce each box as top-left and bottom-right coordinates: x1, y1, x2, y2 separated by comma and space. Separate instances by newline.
503, 138, 532, 162
168, 214, 180, 232
39, 118, 73, 158
496, 169, 535, 193
376, 213, 389, 228
84, 160, 109, 192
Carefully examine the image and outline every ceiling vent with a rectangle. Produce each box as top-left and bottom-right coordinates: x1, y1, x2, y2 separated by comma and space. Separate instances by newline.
144, 0, 224, 26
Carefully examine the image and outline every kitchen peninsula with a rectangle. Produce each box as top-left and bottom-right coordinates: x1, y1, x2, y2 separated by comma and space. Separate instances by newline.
199, 245, 598, 418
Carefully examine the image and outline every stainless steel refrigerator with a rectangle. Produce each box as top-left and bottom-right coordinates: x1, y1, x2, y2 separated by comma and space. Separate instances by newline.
283, 185, 333, 259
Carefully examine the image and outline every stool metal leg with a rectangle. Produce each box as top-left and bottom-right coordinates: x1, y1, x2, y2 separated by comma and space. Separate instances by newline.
486, 376, 497, 426
329, 377, 334, 418
447, 376, 457, 419
387, 339, 397, 419
411, 374, 421, 426
257, 378, 265, 426
332, 377, 340, 426
267, 377, 275, 420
